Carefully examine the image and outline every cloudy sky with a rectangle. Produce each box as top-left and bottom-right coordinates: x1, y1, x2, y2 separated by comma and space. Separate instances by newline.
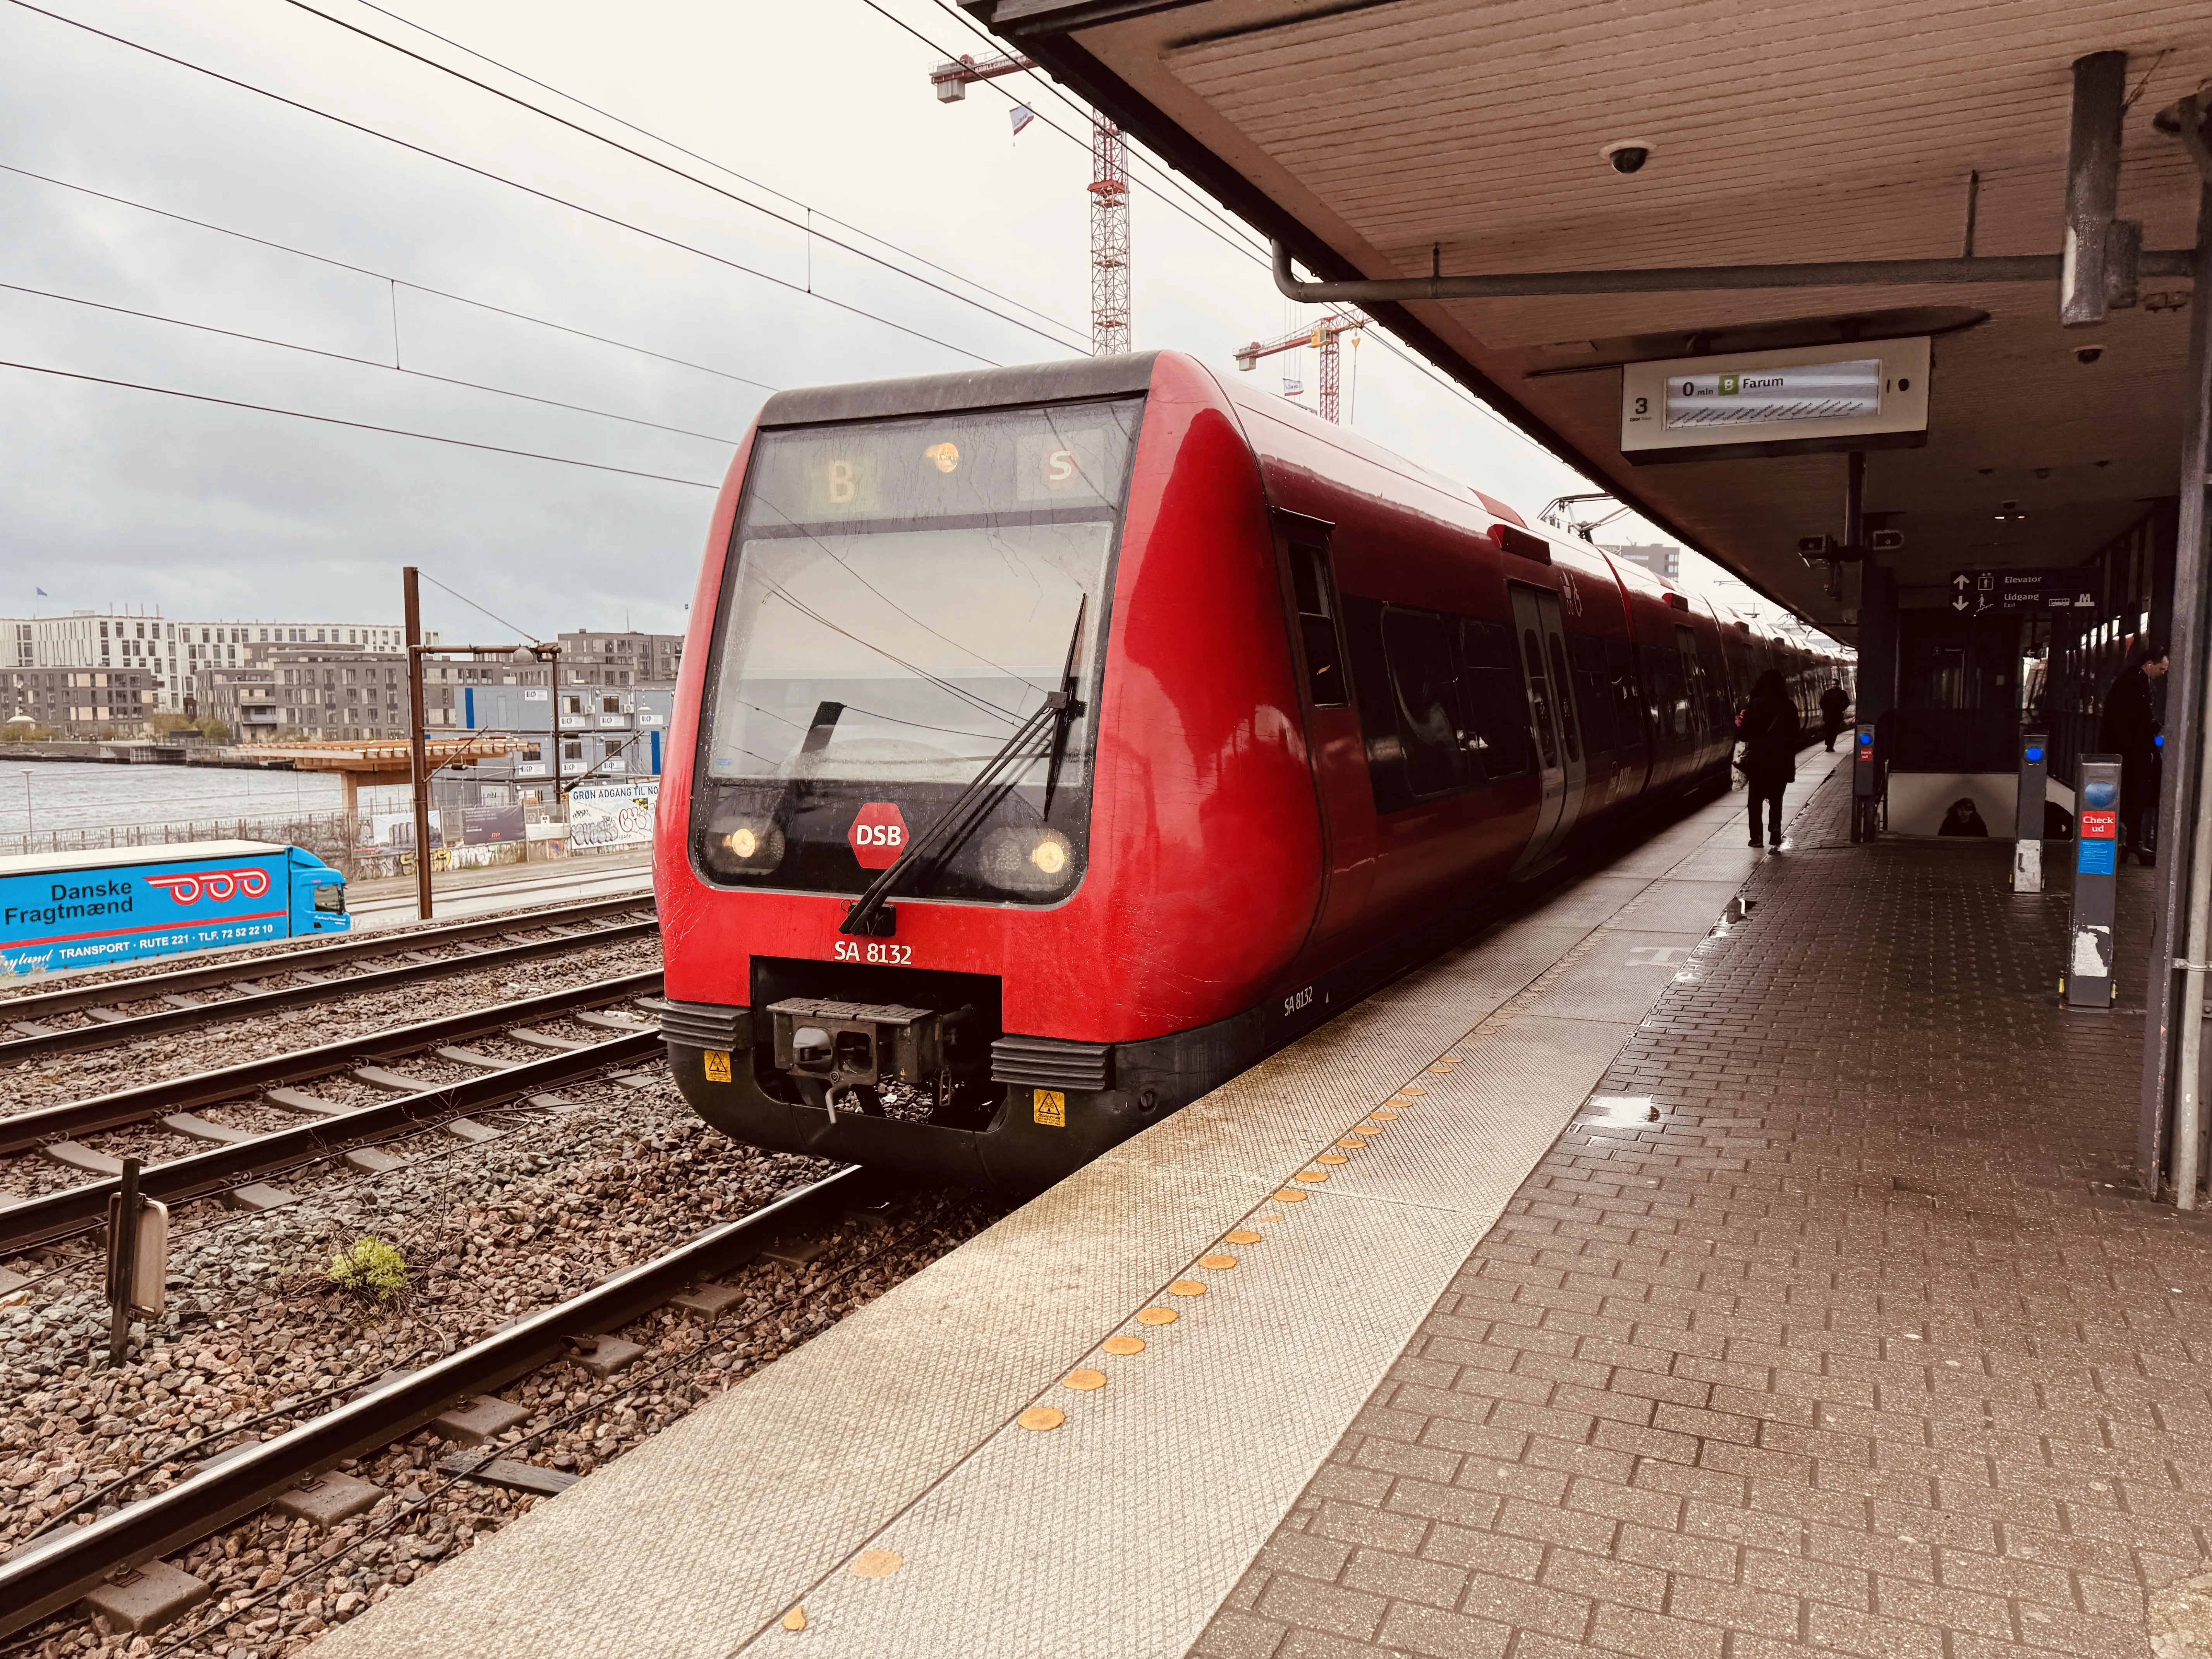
0, 0, 1759, 644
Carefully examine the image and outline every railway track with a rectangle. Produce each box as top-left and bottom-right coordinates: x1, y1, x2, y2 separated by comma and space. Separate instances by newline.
0, 972, 668, 1254
0, 896, 658, 1064
2, 1168, 898, 1654
0, 1165, 883, 1644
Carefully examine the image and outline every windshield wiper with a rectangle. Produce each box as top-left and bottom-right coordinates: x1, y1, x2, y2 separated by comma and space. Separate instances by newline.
840, 597, 1086, 938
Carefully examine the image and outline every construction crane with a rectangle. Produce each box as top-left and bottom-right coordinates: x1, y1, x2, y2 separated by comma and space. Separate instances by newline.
930, 53, 1130, 356
1233, 312, 1369, 424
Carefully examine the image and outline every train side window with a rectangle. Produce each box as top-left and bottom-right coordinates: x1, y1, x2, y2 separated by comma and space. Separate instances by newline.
1673, 626, 1704, 739
1459, 619, 1532, 780
1286, 536, 1348, 709
1604, 639, 1645, 749
1521, 628, 1561, 768
1380, 607, 1466, 798
1545, 633, 1582, 764
1568, 635, 1618, 754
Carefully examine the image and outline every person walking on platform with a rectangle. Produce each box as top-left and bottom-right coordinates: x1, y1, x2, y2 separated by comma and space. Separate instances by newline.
1818, 681, 1850, 751
2099, 639, 2167, 866
1738, 669, 1799, 850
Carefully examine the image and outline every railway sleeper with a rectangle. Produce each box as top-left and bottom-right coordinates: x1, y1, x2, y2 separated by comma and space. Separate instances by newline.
0, 1167, 875, 1643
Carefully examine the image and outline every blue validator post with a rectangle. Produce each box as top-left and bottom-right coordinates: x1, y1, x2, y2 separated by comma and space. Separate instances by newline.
1849, 723, 1880, 843
2014, 728, 2049, 894
2063, 755, 2121, 1010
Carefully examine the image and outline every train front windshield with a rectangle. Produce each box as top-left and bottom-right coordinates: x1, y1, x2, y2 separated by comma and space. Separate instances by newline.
692, 398, 1141, 904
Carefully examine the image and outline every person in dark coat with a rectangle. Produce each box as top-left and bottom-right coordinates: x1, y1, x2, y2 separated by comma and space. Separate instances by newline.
2098, 639, 2167, 865
1818, 682, 1851, 751
1938, 798, 1990, 836
1737, 669, 1799, 849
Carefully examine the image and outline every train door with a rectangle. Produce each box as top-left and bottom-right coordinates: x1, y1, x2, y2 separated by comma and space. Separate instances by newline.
1276, 512, 1375, 944
1508, 584, 1583, 871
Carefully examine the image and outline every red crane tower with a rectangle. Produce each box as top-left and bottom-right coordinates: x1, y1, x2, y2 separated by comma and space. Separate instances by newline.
1234, 312, 1369, 424
930, 53, 1131, 356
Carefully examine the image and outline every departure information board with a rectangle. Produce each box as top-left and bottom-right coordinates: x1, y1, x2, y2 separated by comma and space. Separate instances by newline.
1622, 337, 1930, 460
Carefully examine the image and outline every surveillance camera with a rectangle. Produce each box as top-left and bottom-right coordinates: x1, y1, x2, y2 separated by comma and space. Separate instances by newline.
2075, 346, 2103, 364
1601, 139, 1654, 175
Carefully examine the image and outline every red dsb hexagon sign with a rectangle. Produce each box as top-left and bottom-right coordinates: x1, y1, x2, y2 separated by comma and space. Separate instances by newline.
848, 802, 908, 869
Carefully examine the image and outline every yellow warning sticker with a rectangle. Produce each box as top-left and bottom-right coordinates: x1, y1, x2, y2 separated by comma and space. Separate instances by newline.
703, 1050, 733, 1084
1033, 1088, 1066, 1127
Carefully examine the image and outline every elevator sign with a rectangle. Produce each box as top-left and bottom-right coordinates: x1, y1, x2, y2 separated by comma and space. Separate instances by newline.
1622, 337, 1931, 459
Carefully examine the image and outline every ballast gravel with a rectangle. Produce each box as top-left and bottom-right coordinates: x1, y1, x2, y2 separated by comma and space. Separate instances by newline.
0, 1072, 1005, 1657
0, 933, 663, 1125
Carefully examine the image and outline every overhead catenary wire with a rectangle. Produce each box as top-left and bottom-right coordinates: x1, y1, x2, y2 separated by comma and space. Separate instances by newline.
2, 0, 1007, 368
853, 0, 1276, 273
0, 161, 780, 395
0, 359, 721, 488
0, 281, 741, 445
414, 570, 543, 644
350, 0, 1086, 347
275, 0, 1092, 357
865, 0, 1621, 486
911, 0, 1272, 258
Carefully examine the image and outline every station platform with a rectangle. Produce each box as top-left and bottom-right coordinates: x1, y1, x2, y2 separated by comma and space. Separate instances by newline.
307, 744, 2196, 1659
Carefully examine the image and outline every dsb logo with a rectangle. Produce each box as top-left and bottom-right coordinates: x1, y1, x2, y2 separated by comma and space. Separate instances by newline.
848, 802, 909, 869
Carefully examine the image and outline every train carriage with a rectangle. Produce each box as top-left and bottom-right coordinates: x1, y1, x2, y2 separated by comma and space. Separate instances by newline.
656, 351, 1847, 1190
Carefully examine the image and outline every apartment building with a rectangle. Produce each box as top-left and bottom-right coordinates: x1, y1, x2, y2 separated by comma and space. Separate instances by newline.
0, 667, 160, 735
555, 630, 683, 688
5, 612, 424, 718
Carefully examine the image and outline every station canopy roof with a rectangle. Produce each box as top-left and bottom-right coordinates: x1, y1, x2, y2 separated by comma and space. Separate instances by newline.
972, 0, 2212, 640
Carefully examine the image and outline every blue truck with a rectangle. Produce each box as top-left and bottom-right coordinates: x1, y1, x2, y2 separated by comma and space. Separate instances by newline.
0, 840, 349, 979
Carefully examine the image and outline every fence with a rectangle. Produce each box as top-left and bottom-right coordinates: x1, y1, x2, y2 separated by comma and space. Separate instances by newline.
0, 802, 656, 881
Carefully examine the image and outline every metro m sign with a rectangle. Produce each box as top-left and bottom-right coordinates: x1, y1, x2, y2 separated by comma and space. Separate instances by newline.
848, 802, 909, 869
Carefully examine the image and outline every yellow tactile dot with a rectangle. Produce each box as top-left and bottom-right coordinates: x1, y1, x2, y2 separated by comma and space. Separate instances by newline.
1063, 1368, 1107, 1392
1355, 1120, 1384, 1133
1337, 1137, 1366, 1149
1200, 1253, 1238, 1270
1102, 1334, 1146, 1356
1403, 1086, 1427, 1096
1370, 1109, 1399, 1120
1274, 1190, 1308, 1203
1136, 1307, 1179, 1326
1225, 1230, 1263, 1245
850, 1549, 903, 1578
1294, 1168, 1329, 1183
1018, 1405, 1065, 1431
782, 1607, 807, 1632
1388, 1095, 1412, 1105
1168, 1278, 1207, 1296
1317, 1153, 1348, 1166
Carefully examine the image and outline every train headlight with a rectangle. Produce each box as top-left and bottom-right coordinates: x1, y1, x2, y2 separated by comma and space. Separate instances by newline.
981, 826, 1076, 893
708, 816, 784, 874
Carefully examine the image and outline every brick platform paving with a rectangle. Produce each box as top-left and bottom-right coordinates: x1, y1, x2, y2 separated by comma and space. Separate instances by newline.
1193, 772, 2211, 1659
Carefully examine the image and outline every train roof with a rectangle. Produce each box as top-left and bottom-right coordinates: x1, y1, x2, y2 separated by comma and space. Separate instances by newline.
0, 840, 290, 880
755, 353, 1162, 429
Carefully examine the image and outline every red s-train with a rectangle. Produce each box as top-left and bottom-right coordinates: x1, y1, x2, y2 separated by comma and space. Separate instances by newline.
655, 352, 1846, 1189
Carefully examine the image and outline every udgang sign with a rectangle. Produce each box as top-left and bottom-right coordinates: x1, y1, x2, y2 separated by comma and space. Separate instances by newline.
567, 780, 659, 851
